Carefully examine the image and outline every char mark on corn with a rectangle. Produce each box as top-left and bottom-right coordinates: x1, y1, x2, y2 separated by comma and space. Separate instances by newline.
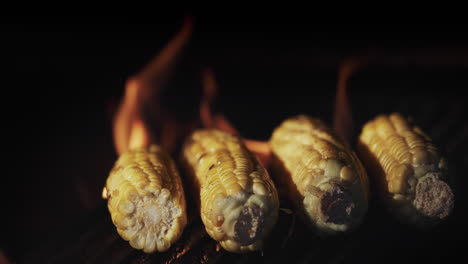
181, 129, 279, 253
270, 115, 369, 234
357, 113, 454, 227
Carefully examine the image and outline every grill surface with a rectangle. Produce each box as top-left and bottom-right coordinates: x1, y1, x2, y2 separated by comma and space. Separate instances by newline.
20, 65, 467, 263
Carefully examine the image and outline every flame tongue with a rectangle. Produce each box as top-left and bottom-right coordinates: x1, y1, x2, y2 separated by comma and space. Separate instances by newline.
112, 18, 193, 155
333, 56, 368, 144
111, 19, 366, 165
113, 79, 146, 154
128, 120, 151, 150
200, 68, 272, 166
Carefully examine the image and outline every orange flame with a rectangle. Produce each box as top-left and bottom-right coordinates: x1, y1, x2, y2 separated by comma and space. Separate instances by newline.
244, 140, 272, 166
200, 68, 271, 166
128, 119, 152, 150
113, 18, 193, 155
333, 56, 368, 143
200, 68, 217, 129
200, 68, 239, 136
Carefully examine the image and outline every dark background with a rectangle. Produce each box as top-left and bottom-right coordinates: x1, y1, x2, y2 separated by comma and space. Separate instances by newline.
1, 18, 467, 262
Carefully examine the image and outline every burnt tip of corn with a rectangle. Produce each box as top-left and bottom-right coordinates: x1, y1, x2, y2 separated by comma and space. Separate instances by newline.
414, 176, 454, 219
320, 185, 357, 225
234, 205, 265, 246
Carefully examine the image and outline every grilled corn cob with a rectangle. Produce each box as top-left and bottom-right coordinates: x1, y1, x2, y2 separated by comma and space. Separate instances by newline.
181, 129, 279, 253
270, 115, 368, 234
357, 113, 454, 226
103, 145, 187, 253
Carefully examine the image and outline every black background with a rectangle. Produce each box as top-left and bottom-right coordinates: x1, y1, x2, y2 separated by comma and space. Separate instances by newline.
1, 18, 468, 262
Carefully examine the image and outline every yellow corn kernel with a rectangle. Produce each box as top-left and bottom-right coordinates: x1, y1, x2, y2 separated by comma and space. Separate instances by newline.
270, 115, 368, 234
103, 145, 187, 253
181, 129, 279, 253
357, 113, 454, 227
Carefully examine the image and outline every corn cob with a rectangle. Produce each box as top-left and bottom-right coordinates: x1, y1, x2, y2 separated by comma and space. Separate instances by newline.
270, 115, 368, 234
357, 113, 454, 226
102, 145, 187, 253
181, 129, 279, 253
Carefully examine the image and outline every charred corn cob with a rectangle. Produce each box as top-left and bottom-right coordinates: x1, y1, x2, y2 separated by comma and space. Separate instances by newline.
357, 113, 454, 226
181, 129, 279, 253
102, 145, 187, 253
270, 115, 368, 234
